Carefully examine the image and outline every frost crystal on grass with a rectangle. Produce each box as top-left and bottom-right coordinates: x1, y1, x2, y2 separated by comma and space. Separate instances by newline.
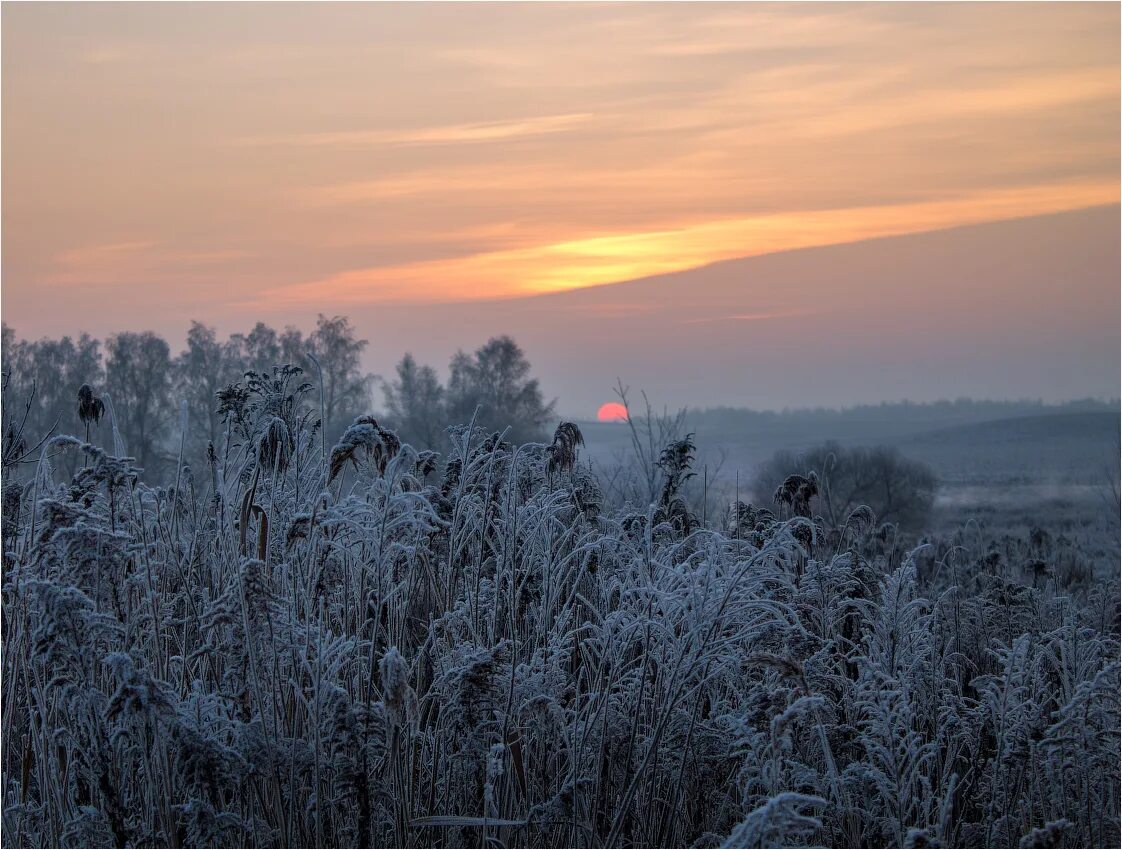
1, 380, 1118, 849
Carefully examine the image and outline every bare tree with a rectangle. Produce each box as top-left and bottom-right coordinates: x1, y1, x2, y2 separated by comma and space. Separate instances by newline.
1, 323, 103, 444
605, 381, 689, 506
174, 321, 243, 466
105, 331, 174, 475
227, 321, 307, 374
445, 336, 553, 443
305, 314, 373, 438
382, 352, 446, 449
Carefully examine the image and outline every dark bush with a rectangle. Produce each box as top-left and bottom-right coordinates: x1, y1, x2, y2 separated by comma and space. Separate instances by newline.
754, 441, 937, 531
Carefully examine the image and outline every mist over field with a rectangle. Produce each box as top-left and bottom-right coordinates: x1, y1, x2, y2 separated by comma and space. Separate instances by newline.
2, 3, 1120, 849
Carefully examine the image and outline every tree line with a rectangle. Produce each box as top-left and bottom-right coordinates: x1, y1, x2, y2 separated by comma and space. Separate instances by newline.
3, 316, 941, 531
1, 317, 552, 483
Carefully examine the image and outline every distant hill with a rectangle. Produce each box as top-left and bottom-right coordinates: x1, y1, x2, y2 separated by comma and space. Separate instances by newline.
899, 409, 1120, 445
891, 411, 1120, 486
684, 399, 1119, 443
580, 406, 1119, 491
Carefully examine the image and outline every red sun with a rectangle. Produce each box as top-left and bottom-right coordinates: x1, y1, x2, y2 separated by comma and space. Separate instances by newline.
597, 402, 629, 422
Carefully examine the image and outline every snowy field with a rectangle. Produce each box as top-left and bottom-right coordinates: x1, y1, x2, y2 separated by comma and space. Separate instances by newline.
2, 376, 1117, 848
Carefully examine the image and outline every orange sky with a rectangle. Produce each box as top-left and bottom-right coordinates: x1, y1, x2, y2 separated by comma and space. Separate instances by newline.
2, 2, 1119, 341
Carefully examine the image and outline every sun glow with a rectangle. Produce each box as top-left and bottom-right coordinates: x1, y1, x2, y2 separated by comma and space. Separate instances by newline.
254, 179, 1118, 306
597, 402, 629, 423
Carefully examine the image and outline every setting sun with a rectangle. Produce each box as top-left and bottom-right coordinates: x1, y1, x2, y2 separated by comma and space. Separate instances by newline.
597, 402, 629, 422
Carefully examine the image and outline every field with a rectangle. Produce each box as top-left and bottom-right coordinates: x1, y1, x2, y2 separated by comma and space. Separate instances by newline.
583, 406, 1119, 537
1, 377, 1118, 848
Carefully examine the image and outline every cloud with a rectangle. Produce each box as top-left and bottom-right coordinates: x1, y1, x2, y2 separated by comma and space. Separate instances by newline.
48, 241, 251, 287
302, 154, 735, 207
239, 113, 595, 149
4, 1, 1119, 331
639, 6, 901, 57
79, 47, 131, 65
250, 179, 1119, 307
54, 241, 156, 272
682, 310, 813, 325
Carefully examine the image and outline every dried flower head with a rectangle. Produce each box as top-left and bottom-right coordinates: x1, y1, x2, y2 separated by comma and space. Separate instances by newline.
77, 384, 106, 427
546, 421, 585, 475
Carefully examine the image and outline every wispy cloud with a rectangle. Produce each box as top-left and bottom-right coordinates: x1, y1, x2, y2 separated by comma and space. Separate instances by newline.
48, 241, 250, 286
53, 241, 156, 272
302, 154, 731, 207
682, 310, 812, 325
640, 6, 901, 57
79, 47, 132, 65
239, 113, 594, 149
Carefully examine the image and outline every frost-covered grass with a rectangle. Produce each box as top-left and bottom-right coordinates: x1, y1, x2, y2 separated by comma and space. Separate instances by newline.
1, 368, 1118, 848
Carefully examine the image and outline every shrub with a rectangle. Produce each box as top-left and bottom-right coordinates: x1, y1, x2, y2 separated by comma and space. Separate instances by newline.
755, 441, 937, 531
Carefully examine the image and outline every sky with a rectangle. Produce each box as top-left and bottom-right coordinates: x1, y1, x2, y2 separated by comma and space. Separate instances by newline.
2, 2, 1119, 415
